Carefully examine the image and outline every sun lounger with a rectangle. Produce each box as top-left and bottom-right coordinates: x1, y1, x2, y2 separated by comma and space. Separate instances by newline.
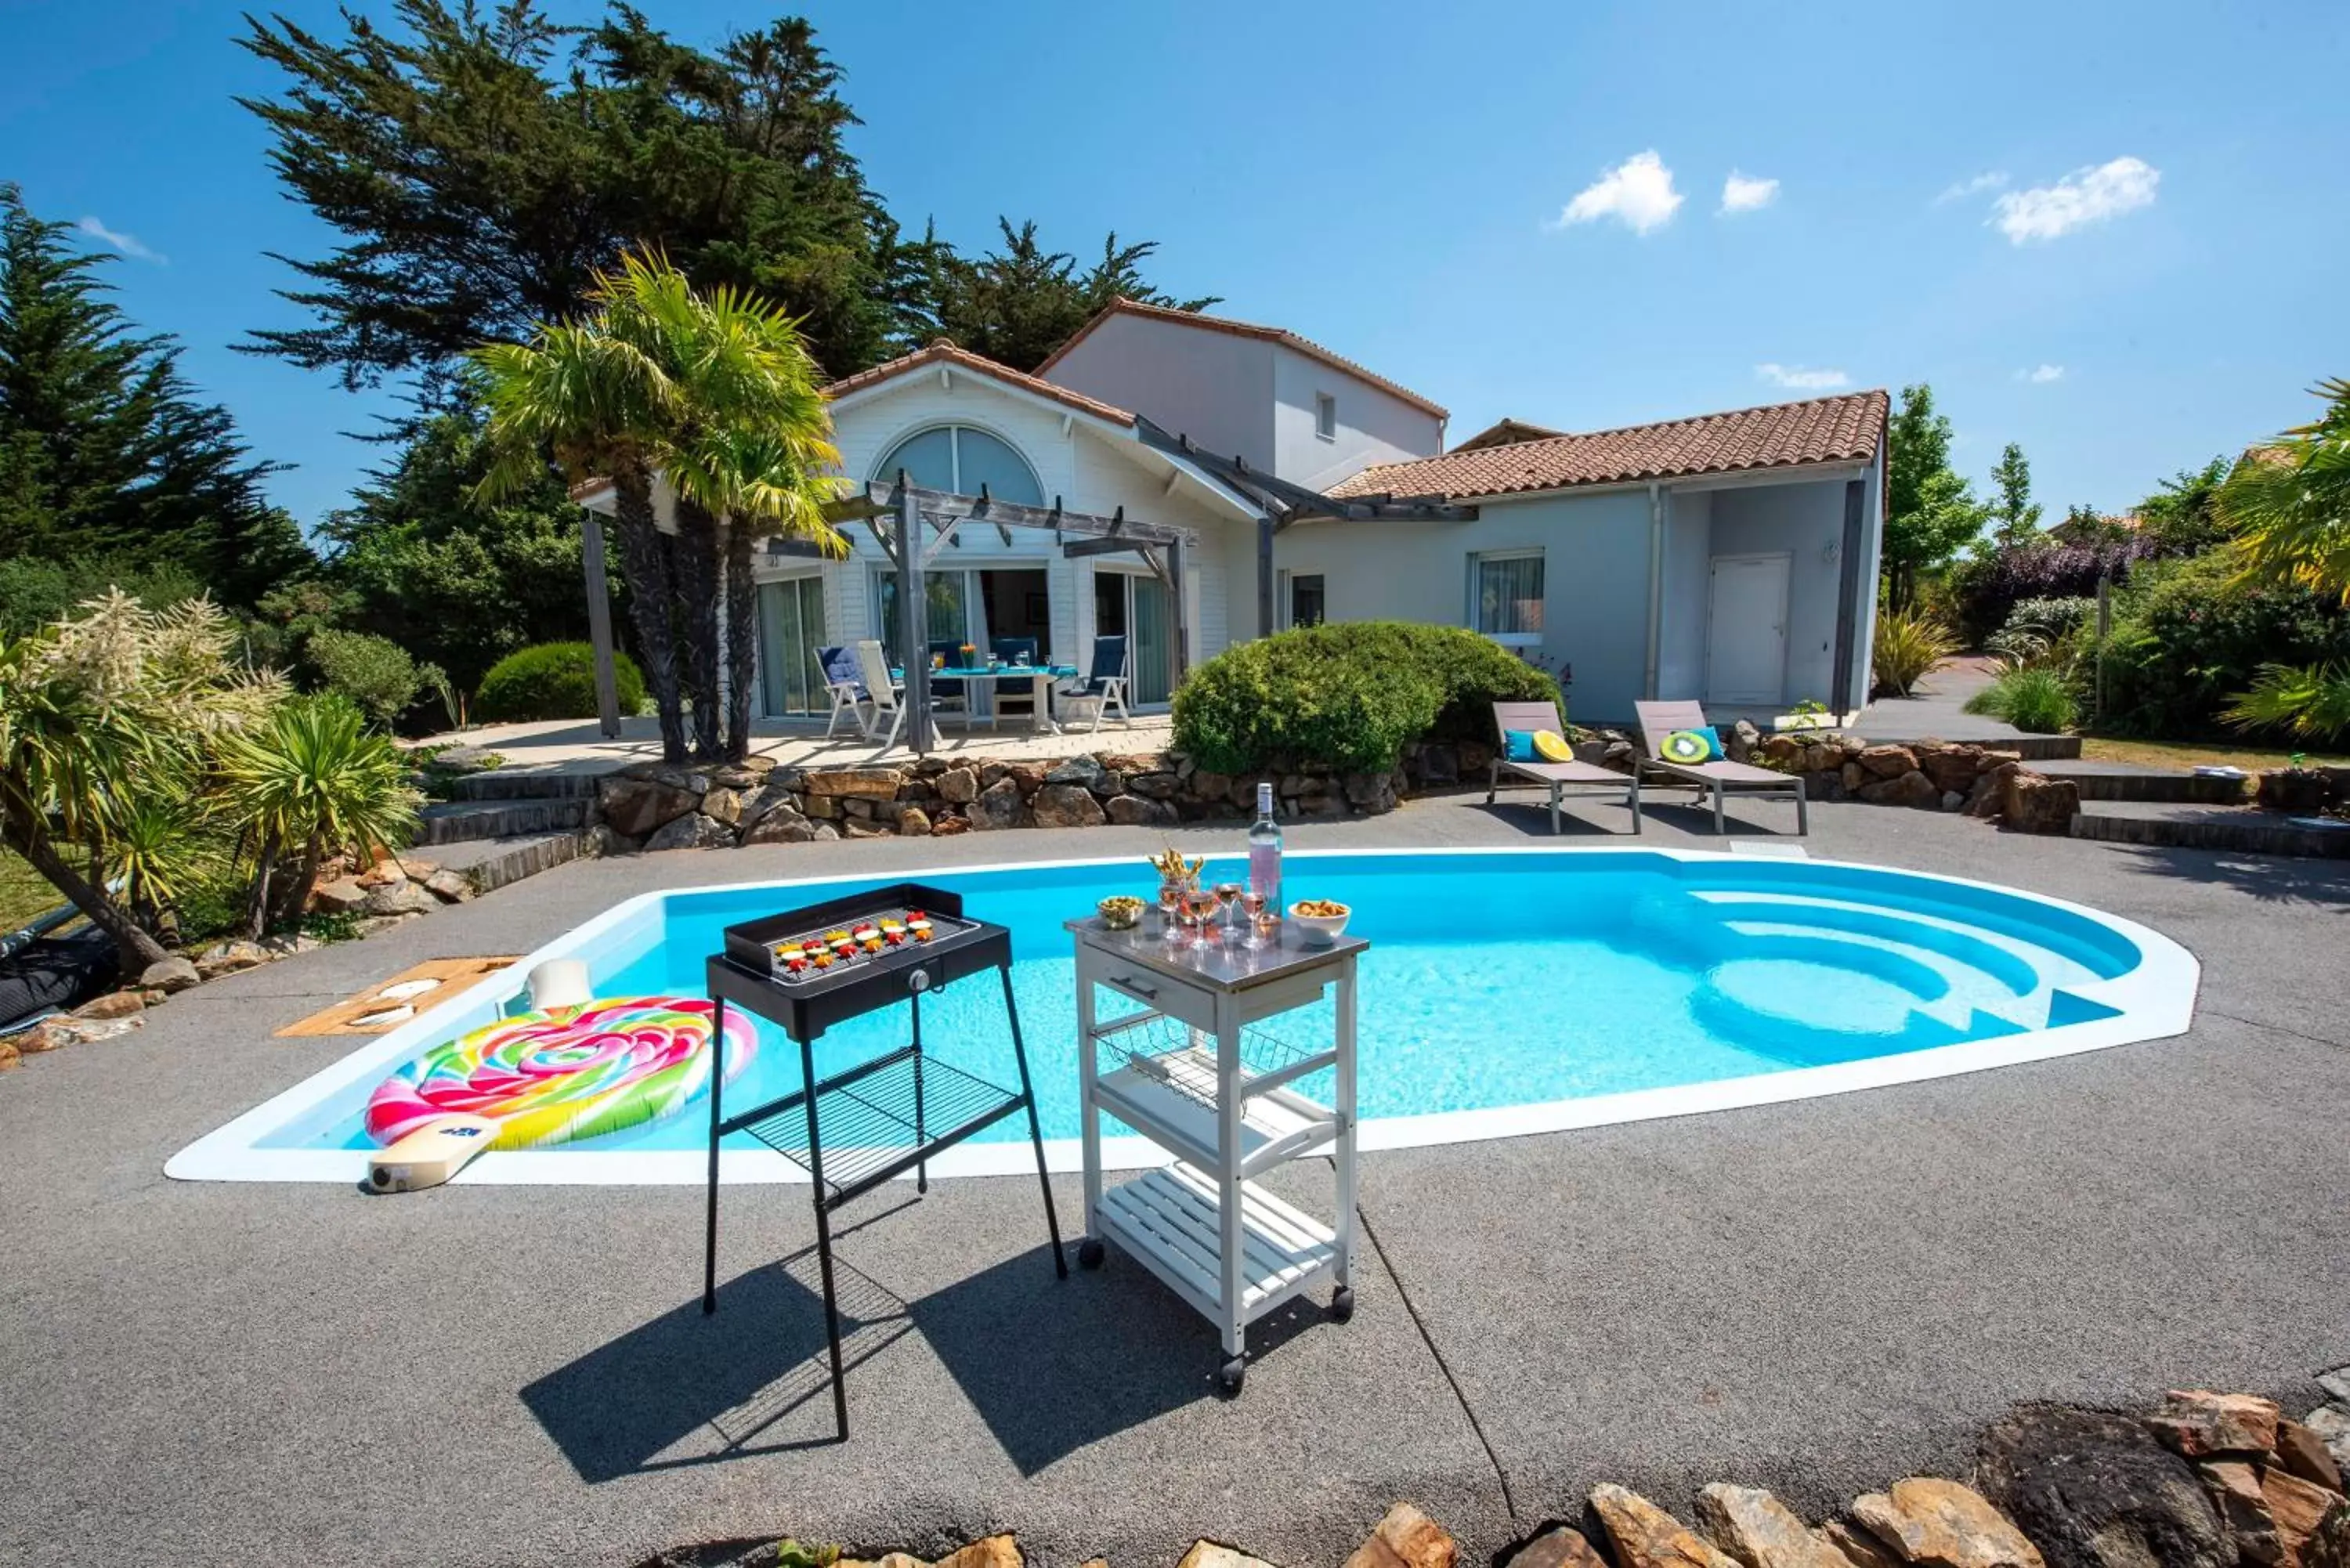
1487, 701, 1641, 834
1632, 699, 1808, 835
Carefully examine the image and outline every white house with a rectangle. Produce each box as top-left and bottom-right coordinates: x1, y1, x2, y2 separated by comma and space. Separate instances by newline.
597, 298, 1889, 728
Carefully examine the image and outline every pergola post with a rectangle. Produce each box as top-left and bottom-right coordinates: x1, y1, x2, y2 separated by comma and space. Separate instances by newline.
1256, 516, 1275, 638
1164, 536, 1190, 690
895, 479, 935, 755
580, 509, 622, 738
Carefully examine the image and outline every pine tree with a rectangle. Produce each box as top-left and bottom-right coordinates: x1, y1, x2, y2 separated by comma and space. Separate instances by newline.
923, 219, 1220, 371
1988, 442, 2044, 545
0, 184, 308, 605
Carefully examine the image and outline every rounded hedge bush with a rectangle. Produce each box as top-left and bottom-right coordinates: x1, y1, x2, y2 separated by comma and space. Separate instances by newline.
474, 641, 645, 724
1171, 622, 1560, 775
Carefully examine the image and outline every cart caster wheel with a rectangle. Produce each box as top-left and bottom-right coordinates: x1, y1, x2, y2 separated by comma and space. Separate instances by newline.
1331, 1285, 1356, 1322
1217, 1357, 1246, 1395
1076, 1238, 1105, 1270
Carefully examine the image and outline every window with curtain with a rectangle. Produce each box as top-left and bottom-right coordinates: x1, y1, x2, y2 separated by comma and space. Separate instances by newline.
873, 425, 1043, 505
1472, 551, 1545, 646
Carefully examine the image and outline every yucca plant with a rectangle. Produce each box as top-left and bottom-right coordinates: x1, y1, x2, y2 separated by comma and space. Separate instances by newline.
2222, 663, 2350, 743
1871, 608, 1959, 696
215, 694, 422, 936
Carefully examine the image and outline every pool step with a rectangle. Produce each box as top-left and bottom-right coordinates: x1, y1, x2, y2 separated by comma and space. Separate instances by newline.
2032, 761, 2251, 804
2070, 801, 2350, 859
439, 769, 606, 803
423, 832, 585, 893
417, 797, 590, 845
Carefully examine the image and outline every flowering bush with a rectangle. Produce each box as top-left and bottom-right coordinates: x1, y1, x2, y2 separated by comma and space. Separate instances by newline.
1945, 539, 2156, 645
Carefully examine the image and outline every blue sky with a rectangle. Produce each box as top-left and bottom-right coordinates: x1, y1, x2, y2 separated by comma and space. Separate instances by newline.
5, 0, 2346, 530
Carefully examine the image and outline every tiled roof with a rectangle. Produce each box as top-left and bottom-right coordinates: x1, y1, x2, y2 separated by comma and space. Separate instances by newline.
1449, 417, 1565, 453
1036, 298, 1450, 420
1329, 390, 1888, 501
821, 340, 1137, 427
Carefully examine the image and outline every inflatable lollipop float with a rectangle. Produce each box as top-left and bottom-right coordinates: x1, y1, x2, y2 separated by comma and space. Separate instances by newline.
363, 993, 754, 1191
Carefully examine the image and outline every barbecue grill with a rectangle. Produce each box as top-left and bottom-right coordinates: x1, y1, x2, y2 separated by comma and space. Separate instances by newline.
700, 881, 1065, 1440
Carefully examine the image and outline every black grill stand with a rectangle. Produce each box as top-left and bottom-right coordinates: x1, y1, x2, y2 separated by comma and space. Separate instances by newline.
699, 883, 1065, 1442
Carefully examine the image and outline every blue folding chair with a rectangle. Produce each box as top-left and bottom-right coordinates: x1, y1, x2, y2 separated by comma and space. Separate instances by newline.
1061, 634, 1132, 732
815, 645, 870, 738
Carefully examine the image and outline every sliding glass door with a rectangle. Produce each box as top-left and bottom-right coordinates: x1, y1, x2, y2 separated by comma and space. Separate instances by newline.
1092, 566, 1175, 705
756, 575, 828, 717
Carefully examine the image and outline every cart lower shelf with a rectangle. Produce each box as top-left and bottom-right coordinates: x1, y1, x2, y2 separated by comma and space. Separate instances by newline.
1096, 1162, 1339, 1321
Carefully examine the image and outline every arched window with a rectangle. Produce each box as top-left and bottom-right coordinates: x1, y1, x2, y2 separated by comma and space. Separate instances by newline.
873, 425, 1043, 505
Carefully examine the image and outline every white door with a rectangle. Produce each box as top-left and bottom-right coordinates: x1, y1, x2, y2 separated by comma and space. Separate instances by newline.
1705, 552, 1791, 706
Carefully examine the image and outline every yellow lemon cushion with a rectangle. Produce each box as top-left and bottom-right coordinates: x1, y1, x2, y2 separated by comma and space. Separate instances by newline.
1531, 729, 1574, 763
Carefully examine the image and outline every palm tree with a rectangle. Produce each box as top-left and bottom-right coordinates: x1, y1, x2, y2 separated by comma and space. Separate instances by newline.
472, 316, 692, 763
2218, 378, 2350, 743
592, 251, 846, 763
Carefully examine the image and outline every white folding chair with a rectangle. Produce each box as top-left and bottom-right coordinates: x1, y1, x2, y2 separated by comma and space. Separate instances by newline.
855, 640, 907, 749
816, 645, 870, 739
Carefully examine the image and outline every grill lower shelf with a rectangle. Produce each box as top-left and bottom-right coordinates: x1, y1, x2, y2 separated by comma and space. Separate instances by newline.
731, 1052, 1025, 1200
1097, 1163, 1338, 1321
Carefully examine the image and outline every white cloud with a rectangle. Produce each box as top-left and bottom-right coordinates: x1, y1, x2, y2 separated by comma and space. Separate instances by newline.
1719, 172, 1779, 215
1991, 157, 2159, 243
1549, 150, 1683, 236
1935, 171, 2009, 205
76, 216, 166, 263
2017, 363, 2066, 384
1755, 363, 1850, 391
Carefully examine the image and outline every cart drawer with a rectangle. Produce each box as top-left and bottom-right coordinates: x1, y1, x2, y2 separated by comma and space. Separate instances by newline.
1092, 963, 1217, 1031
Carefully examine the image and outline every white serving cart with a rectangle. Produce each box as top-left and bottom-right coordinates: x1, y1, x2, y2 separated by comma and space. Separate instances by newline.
1065, 912, 1364, 1393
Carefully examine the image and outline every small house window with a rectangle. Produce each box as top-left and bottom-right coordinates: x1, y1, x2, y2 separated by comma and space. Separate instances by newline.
1471, 551, 1545, 646
1314, 392, 1337, 441
1289, 574, 1326, 628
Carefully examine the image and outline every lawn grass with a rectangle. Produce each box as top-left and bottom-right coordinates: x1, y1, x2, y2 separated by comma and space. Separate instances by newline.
2078, 735, 2350, 772
1, 847, 65, 934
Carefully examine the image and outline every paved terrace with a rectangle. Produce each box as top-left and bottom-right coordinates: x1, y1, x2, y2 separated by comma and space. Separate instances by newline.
426, 710, 1181, 776
4, 796, 2347, 1568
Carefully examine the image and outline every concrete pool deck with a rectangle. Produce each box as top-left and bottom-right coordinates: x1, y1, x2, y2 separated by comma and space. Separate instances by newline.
4, 795, 2348, 1568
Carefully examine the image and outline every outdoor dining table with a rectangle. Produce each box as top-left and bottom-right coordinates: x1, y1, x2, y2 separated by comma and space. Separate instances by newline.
931, 662, 1078, 734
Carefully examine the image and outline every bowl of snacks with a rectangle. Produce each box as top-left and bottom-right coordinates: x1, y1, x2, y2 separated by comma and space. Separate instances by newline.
1289, 898, 1350, 946
1097, 894, 1146, 930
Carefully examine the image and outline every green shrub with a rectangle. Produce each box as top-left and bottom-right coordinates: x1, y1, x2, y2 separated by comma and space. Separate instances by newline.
2099, 553, 2350, 739
1171, 622, 1559, 774
308, 628, 423, 728
0, 555, 204, 639
2003, 595, 2098, 638
1965, 666, 2077, 733
1871, 608, 1958, 696
475, 641, 646, 724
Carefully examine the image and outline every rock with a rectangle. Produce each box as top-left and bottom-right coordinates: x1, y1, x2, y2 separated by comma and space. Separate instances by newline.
424, 743, 499, 773
73, 990, 146, 1021
0, 1036, 16, 1070
2305, 1407, 2350, 1473
1843, 761, 1868, 792
809, 822, 840, 841
1128, 771, 1181, 800
1941, 791, 1966, 811
1107, 793, 1179, 827
2319, 1371, 2350, 1405
1005, 761, 1049, 793
1177, 1545, 1281, 1568
1858, 768, 1943, 809
934, 1537, 1023, 1568
1592, 1483, 1744, 1568
421, 869, 474, 903
707, 760, 772, 789
801, 765, 906, 800
1730, 718, 1763, 761
2002, 772, 2081, 835
937, 766, 980, 804
42, 1013, 139, 1045
2307, 1503, 2350, 1568
5, 1017, 74, 1053
1190, 768, 1235, 802
309, 876, 370, 914
1415, 747, 1459, 785
1852, 1479, 2044, 1568
616, 760, 710, 794
1090, 770, 1126, 798
1860, 744, 1920, 778
645, 812, 735, 851
1030, 782, 1107, 829
2149, 1390, 2283, 1458
1820, 1523, 1904, 1568
967, 776, 1025, 830
584, 823, 643, 856
1697, 1484, 1853, 1568
1509, 1527, 1611, 1568
1967, 761, 2024, 818
2280, 1420, 2348, 1494
598, 774, 700, 837
1045, 753, 1104, 788
195, 939, 270, 979
1344, 771, 1400, 812
701, 786, 745, 827
363, 880, 438, 917
842, 818, 888, 839
1976, 1405, 2232, 1568
1344, 1502, 1456, 1568
743, 807, 815, 845
1762, 734, 1806, 766
803, 793, 841, 819
897, 807, 932, 836
139, 956, 201, 993
1804, 742, 1839, 774
1922, 746, 1987, 795
351, 912, 421, 938
2267, 1472, 2348, 1566
931, 813, 970, 836
2198, 1461, 2280, 1564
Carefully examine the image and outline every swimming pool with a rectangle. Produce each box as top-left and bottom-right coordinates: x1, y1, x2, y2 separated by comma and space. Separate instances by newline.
167, 847, 2199, 1183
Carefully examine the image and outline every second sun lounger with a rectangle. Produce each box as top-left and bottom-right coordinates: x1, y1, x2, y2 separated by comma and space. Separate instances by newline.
1488, 701, 1641, 834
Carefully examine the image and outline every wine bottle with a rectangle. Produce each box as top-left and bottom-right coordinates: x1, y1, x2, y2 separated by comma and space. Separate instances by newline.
1247, 781, 1282, 917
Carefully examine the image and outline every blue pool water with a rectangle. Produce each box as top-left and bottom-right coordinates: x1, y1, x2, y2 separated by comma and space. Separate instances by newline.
261, 851, 2146, 1156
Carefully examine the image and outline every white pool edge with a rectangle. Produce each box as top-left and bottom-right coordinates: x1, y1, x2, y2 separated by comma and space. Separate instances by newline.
163, 845, 2201, 1185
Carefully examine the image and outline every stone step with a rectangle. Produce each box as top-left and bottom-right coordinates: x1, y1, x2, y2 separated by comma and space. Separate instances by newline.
438, 769, 607, 802
2033, 761, 2253, 804
415, 797, 590, 845
421, 832, 586, 893
2070, 801, 2350, 858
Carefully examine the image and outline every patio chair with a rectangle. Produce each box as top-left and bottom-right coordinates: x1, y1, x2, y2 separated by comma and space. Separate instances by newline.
1059, 635, 1132, 732
1487, 701, 1641, 835
1632, 699, 1809, 836
815, 645, 870, 739
990, 638, 1042, 729
854, 640, 908, 749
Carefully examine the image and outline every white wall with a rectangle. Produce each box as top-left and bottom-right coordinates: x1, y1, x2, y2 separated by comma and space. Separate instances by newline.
1705, 478, 1850, 710
1656, 487, 1712, 699
1270, 342, 1445, 490
1042, 313, 1272, 471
